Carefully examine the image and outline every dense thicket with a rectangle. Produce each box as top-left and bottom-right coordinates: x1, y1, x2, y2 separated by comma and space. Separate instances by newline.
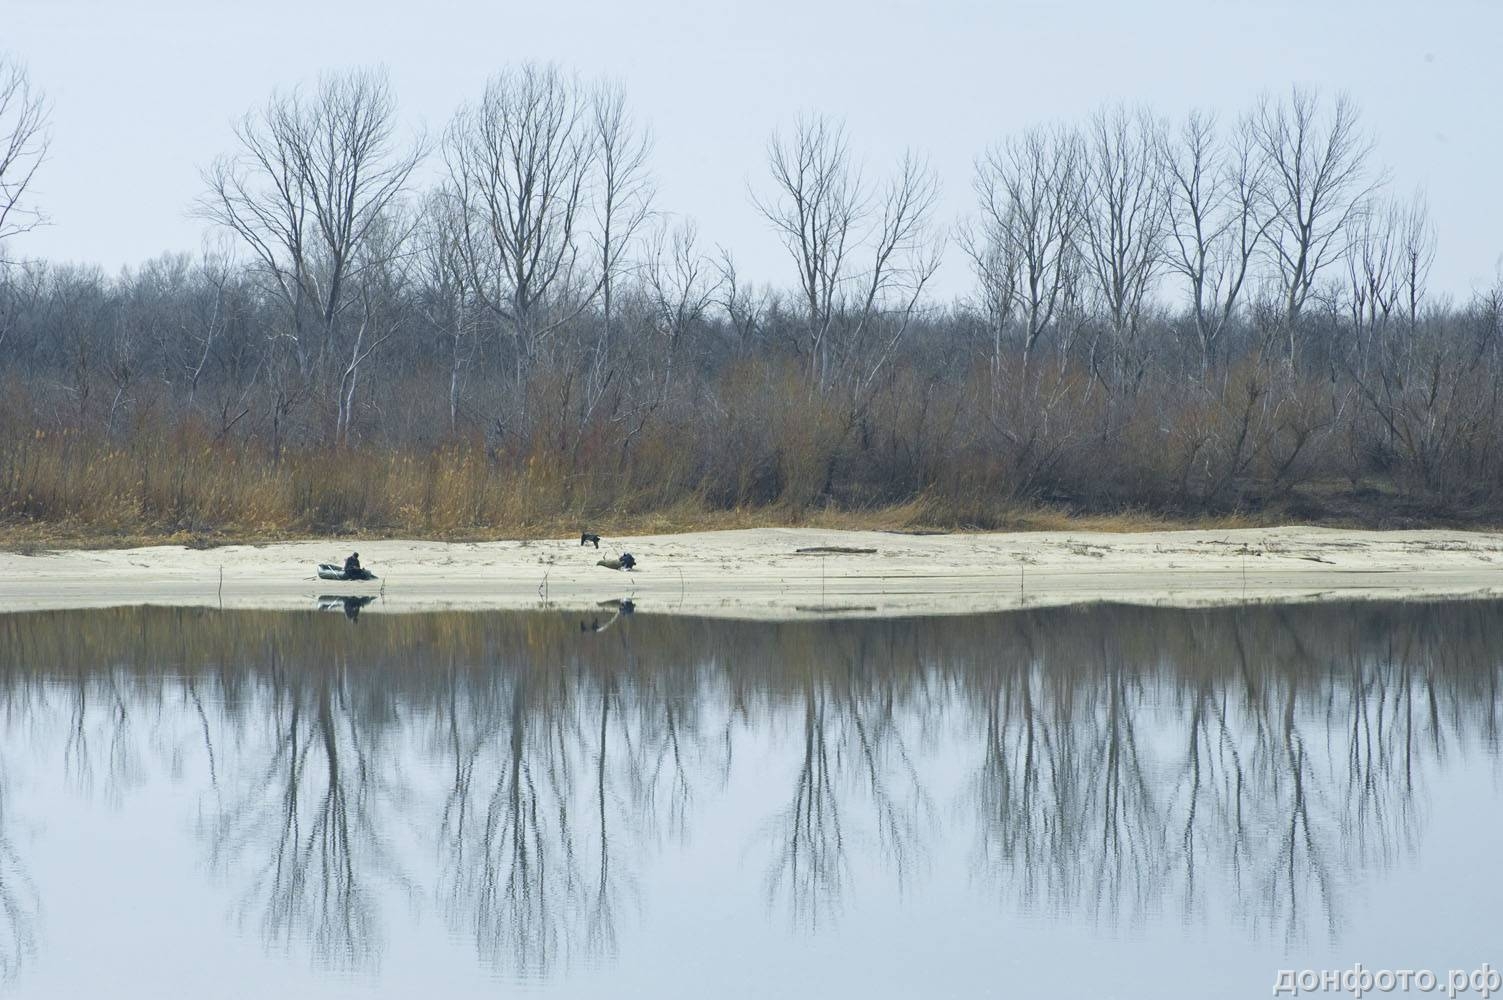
1, 60, 1500, 537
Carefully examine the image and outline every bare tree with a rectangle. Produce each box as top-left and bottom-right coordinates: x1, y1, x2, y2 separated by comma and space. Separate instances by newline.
1393, 192, 1435, 331
957, 212, 1018, 389
184, 238, 238, 412
644, 218, 719, 400
1081, 106, 1169, 390
336, 208, 415, 445
1345, 198, 1403, 346
714, 249, 770, 359
1250, 88, 1379, 359
198, 67, 424, 451
753, 114, 941, 393
444, 65, 596, 393
969, 125, 1084, 380
851, 152, 944, 397
0, 55, 48, 257
417, 186, 479, 432
588, 82, 654, 395
753, 114, 859, 387
0, 257, 44, 355
0, 56, 49, 257
1163, 110, 1274, 376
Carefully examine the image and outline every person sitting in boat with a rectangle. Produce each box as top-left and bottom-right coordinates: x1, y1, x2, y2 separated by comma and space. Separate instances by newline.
344, 552, 362, 578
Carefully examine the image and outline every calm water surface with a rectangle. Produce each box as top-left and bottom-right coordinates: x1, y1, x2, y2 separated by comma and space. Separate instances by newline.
0, 600, 1500, 998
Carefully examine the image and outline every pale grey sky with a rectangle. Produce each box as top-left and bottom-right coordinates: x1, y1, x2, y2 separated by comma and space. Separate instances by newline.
6, 0, 1501, 301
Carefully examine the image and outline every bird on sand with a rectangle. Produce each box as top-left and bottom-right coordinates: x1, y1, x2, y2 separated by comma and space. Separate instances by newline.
596, 552, 637, 571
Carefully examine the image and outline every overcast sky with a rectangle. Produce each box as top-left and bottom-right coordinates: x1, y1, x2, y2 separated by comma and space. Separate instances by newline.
6, 0, 1501, 301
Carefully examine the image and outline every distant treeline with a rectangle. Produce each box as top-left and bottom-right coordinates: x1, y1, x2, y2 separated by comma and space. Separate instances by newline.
1, 60, 1501, 537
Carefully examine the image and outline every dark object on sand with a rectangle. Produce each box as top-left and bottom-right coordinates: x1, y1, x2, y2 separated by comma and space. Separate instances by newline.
596, 552, 637, 571
581, 531, 601, 548
794, 546, 878, 555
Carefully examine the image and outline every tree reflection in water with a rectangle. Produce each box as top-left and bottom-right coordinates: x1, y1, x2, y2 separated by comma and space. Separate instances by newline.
430, 615, 716, 975
749, 627, 931, 930
961, 604, 1487, 944
0, 600, 1501, 977
204, 655, 405, 968
0, 744, 35, 980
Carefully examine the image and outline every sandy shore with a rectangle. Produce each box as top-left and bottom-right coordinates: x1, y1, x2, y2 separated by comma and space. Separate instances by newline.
2, 526, 1503, 619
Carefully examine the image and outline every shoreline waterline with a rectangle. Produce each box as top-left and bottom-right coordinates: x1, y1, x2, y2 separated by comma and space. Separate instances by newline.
2, 525, 1501, 620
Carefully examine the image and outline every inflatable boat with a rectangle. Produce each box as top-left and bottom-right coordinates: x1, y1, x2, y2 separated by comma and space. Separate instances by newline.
317, 563, 378, 582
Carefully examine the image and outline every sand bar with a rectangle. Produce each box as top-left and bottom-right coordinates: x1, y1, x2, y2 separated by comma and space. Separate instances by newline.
3, 526, 1503, 620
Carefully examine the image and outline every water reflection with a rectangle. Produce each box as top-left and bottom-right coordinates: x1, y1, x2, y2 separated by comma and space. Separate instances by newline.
204, 655, 402, 968
0, 601, 1500, 984
317, 595, 378, 620
579, 597, 634, 634
759, 630, 931, 931
0, 770, 35, 979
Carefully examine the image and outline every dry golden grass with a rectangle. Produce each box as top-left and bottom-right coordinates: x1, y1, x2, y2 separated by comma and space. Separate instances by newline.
0, 421, 1446, 553
0, 501, 1265, 553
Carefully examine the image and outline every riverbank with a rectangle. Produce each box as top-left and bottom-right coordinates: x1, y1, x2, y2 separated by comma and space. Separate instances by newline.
2, 526, 1501, 619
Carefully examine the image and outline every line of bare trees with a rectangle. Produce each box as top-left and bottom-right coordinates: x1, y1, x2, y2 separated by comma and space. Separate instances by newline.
3, 55, 1502, 523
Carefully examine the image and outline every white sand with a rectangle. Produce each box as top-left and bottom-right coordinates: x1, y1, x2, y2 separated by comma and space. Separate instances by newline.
3, 526, 1503, 619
